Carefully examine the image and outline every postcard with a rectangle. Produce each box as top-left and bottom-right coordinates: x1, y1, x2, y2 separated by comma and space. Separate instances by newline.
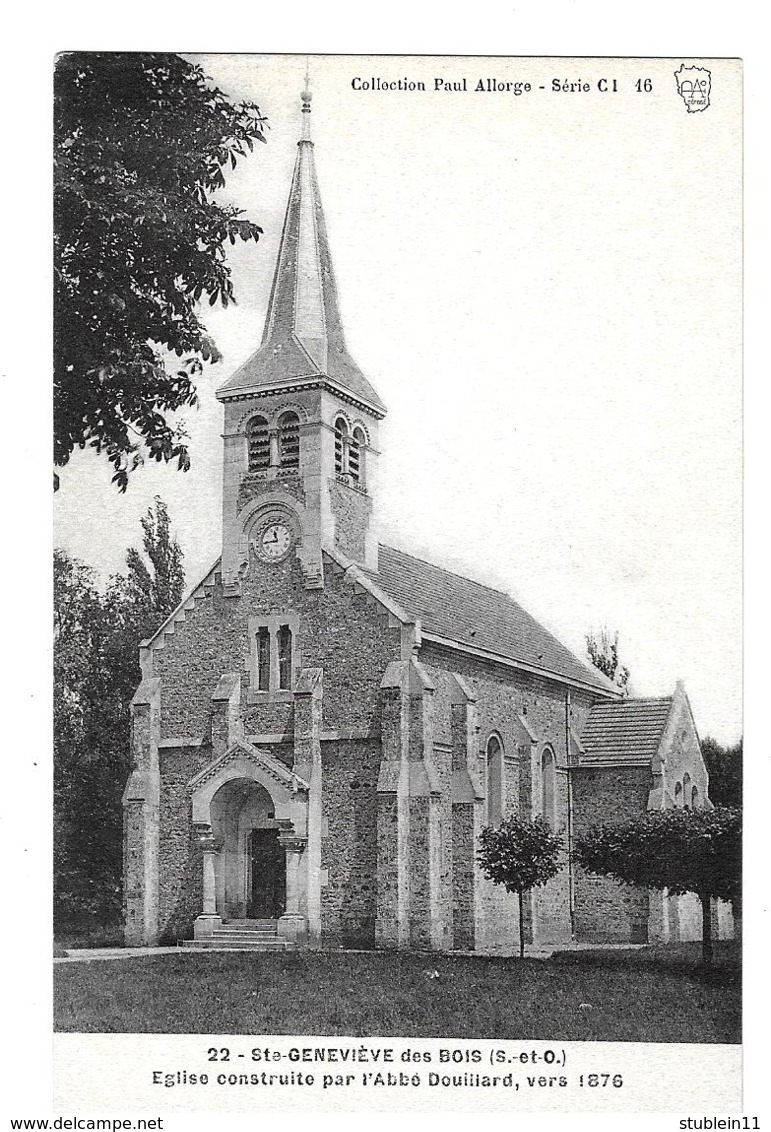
48, 53, 743, 1117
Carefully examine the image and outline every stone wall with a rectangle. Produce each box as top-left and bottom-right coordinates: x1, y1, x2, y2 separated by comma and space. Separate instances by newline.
419, 642, 599, 949
151, 554, 402, 742
451, 804, 475, 949
571, 764, 652, 942
123, 801, 146, 944
319, 738, 380, 948
329, 479, 371, 563
421, 647, 594, 765
238, 472, 306, 514
533, 771, 572, 943
432, 744, 454, 947
156, 745, 213, 941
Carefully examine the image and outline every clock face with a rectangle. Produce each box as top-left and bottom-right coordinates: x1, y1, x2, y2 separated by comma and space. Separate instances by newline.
258, 521, 293, 561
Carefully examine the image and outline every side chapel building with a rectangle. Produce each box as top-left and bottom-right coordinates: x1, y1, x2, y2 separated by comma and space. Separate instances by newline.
123, 90, 729, 953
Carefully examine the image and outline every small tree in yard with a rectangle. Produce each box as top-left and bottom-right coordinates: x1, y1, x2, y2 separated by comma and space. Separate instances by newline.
574, 807, 741, 966
478, 816, 563, 958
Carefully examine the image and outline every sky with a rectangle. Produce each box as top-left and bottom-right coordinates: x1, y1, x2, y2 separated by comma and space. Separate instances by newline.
53, 54, 742, 744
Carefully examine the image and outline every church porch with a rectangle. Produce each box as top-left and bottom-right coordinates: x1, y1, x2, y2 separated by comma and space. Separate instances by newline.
188, 741, 316, 948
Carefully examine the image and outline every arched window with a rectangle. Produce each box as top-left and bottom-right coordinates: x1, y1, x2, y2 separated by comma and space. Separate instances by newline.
277, 624, 293, 690
256, 626, 270, 691
682, 772, 692, 809
247, 415, 269, 471
691, 785, 699, 809
486, 735, 503, 826
541, 747, 557, 829
334, 416, 348, 475
674, 781, 683, 808
251, 614, 299, 695
278, 411, 300, 470
349, 426, 366, 485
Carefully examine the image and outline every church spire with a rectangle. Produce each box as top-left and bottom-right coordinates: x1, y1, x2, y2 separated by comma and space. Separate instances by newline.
217, 85, 385, 417
300, 61, 312, 142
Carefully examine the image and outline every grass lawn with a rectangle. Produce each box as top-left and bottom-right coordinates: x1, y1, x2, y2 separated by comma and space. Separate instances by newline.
54, 944, 740, 1043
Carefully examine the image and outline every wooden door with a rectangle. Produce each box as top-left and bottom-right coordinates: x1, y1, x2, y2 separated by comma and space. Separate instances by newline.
248, 828, 286, 918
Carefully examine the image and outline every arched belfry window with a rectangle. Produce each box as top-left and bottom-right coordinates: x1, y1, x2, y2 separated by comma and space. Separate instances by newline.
278, 411, 300, 470
247, 415, 269, 471
486, 735, 504, 826
683, 772, 692, 809
349, 425, 366, 485
334, 418, 367, 487
541, 747, 557, 829
691, 785, 699, 809
334, 417, 348, 475
674, 781, 683, 808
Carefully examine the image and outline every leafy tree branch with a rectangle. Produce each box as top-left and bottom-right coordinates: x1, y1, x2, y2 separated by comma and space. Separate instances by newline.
54, 52, 267, 490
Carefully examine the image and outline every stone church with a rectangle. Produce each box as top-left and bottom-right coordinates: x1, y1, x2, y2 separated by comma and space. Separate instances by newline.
123, 90, 726, 953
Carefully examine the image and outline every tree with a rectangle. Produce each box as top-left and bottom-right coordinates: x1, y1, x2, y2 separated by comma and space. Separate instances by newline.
54, 499, 185, 929
54, 52, 267, 490
54, 549, 120, 922
105, 497, 185, 671
586, 627, 630, 694
574, 807, 741, 966
701, 736, 742, 809
100, 497, 186, 757
477, 816, 563, 958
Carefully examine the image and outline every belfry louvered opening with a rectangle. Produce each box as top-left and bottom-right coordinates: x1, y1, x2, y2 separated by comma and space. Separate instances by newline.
334, 417, 366, 486
334, 416, 348, 474
278, 411, 300, 469
348, 425, 365, 484
247, 415, 270, 471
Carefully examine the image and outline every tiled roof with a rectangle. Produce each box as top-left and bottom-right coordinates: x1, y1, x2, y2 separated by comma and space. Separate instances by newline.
579, 697, 673, 764
363, 545, 616, 694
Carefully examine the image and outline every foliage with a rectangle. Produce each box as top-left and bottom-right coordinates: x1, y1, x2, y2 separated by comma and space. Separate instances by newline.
701, 736, 742, 809
54, 498, 185, 926
478, 816, 563, 957
54, 52, 267, 490
478, 815, 564, 896
574, 807, 741, 964
586, 627, 630, 694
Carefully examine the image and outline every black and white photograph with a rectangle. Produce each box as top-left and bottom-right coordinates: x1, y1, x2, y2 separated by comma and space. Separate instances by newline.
42, 50, 748, 1116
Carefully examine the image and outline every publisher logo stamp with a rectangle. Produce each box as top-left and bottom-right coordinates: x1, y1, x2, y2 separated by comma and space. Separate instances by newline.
674, 65, 711, 112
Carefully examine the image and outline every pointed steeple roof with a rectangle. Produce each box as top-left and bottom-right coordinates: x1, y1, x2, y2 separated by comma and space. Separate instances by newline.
217, 88, 386, 416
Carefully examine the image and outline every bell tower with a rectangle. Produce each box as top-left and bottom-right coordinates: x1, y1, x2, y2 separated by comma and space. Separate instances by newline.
216, 87, 386, 593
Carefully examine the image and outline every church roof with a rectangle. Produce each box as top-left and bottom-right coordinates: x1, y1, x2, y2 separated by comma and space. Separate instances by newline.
579, 697, 673, 764
363, 545, 617, 695
217, 92, 385, 417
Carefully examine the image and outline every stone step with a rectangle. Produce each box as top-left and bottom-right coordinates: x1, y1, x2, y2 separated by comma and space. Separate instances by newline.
225, 920, 278, 929
214, 925, 278, 933
211, 931, 278, 940
181, 939, 293, 951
